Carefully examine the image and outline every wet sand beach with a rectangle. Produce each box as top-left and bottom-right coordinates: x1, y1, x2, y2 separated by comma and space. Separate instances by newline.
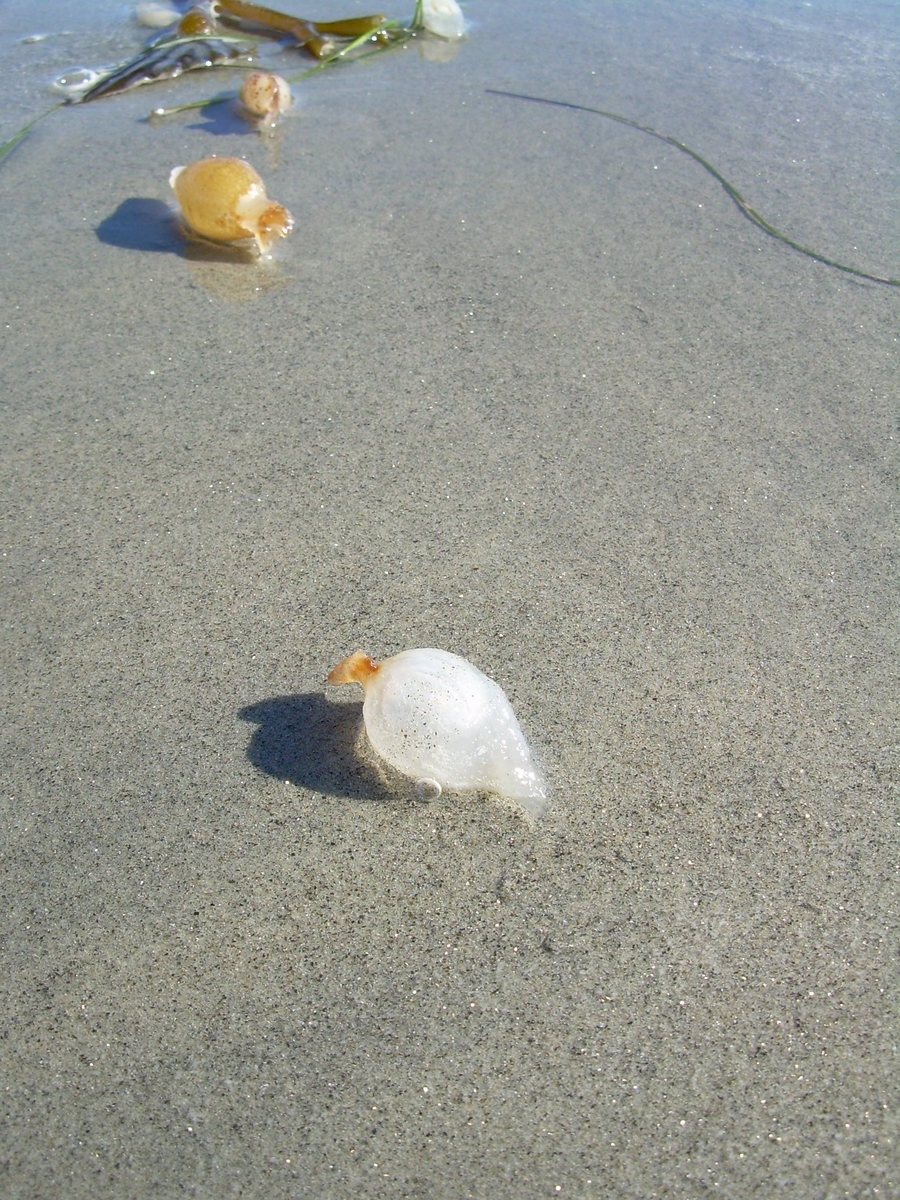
1, 1, 897, 1196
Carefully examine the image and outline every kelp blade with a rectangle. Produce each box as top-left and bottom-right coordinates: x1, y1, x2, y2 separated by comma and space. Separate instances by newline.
77, 37, 253, 102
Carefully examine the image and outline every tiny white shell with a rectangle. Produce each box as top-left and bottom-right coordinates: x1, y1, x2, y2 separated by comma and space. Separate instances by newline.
135, 1, 181, 29
421, 0, 467, 39
327, 648, 547, 818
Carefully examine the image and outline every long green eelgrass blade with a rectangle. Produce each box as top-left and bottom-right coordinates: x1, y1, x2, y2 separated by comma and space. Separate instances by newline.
487, 89, 898, 288
0, 104, 63, 165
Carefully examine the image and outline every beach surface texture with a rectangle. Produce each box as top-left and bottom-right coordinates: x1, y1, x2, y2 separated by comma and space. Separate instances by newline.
1, 1, 896, 1196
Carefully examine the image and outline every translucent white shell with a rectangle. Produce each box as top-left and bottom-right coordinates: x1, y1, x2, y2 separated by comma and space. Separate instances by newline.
421, 0, 467, 39
327, 648, 546, 818
135, 1, 180, 29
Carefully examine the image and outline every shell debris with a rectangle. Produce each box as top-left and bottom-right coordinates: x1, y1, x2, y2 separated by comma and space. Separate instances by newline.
327, 647, 547, 819
169, 156, 294, 255
240, 71, 292, 129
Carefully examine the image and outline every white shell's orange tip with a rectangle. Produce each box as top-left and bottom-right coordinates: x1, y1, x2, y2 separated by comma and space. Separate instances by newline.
326, 651, 381, 687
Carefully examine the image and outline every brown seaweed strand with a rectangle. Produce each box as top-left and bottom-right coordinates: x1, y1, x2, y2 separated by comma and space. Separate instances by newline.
215, 0, 325, 54
215, 0, 385, 58
486, 89, 898, 288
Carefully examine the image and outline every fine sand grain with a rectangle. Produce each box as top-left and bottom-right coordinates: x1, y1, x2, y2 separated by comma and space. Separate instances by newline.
1, 1, 897, 1197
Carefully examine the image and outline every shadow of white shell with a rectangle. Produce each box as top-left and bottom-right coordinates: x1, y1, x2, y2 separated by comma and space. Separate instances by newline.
326, 648, 547, 819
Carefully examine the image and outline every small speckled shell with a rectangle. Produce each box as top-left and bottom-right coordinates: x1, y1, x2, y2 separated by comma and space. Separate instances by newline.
240, 71, 292, 126
327, 648, 547, 818
169, 156, 294, 254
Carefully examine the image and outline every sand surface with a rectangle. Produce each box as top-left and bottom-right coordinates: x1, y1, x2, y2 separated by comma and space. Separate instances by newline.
1, 1, 897, 1196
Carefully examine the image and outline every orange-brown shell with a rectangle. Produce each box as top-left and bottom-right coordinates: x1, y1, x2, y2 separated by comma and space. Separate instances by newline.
178, 7, 216, 36
169, 157, 294, 254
